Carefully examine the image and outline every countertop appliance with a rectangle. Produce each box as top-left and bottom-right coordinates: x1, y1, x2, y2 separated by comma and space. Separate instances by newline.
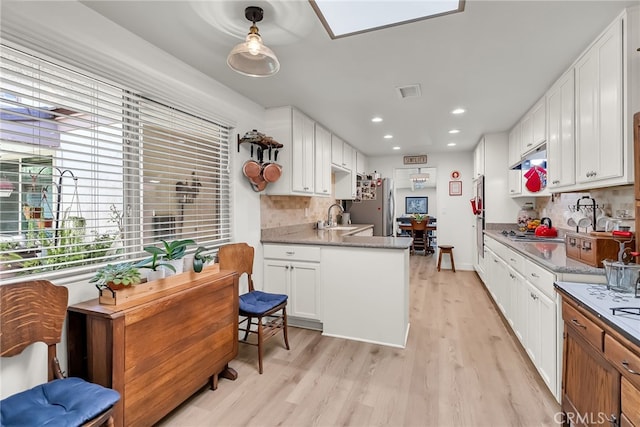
346, 178, 394, 236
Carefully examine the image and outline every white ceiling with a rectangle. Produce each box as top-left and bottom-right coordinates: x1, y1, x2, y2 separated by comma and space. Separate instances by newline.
79, 0, 637, 157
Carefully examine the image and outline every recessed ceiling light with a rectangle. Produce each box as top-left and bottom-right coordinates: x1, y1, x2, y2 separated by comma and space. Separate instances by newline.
392, 146, 401, 150
371, 117, 383, 123
448, 129, 460, 134
384, 134, 393, 139
447, 142, 457, 147
451, 108, 465, 115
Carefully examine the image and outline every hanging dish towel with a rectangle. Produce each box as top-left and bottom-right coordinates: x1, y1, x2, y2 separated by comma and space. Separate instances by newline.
524, 165, 547, 193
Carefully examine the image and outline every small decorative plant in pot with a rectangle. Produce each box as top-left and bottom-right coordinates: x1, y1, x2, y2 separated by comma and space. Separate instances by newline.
89, 262, 142, 291
135, 247, 178, 281
192, 246, 214, 273
412, 213, 427, 222
142, 239, 195, 276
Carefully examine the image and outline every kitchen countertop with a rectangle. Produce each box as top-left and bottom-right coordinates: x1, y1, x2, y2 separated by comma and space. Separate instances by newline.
484, 230, 604, 276
555, 281, 640, 347
261, 223, 412, 250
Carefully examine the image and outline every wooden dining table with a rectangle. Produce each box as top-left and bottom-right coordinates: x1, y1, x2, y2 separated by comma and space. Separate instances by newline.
399, 223, 436, 254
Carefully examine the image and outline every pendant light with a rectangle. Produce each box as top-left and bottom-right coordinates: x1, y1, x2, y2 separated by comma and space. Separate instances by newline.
227, 6, 280, 77
410, 168, 430, 183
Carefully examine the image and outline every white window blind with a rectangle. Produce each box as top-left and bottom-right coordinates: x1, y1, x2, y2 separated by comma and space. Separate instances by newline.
0, 45, 231, 282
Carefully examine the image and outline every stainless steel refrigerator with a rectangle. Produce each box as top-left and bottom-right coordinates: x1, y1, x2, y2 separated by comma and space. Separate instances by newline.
346, 178, 394, 236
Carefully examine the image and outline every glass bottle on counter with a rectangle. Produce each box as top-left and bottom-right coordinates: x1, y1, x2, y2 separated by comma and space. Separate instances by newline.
517, 202, 536, 232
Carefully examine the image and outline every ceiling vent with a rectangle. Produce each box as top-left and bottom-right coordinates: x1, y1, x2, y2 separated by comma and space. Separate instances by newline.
396, 84, 421, 99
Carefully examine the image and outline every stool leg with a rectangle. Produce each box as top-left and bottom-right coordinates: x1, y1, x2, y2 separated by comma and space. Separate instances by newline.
437, 249, 442, 271
450, 250, 456, 272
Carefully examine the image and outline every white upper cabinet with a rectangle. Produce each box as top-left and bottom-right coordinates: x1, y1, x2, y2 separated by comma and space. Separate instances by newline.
508, 169, 522, 196
355, 151, 368, 175
506, 7, 638, 193
265, 106, 315, 196
508, 122, 521, 168
331, 134, 354, 171
575, 17, 623, 185
520, 97, 546, 156
314, 123, 332, 196
546, 68, 576, 189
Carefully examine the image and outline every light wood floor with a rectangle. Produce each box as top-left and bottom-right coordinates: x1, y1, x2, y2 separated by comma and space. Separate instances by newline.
159, 255, 560, 427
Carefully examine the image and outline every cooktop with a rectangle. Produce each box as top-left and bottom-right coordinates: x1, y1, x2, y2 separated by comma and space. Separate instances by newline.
501, 230, 565, 243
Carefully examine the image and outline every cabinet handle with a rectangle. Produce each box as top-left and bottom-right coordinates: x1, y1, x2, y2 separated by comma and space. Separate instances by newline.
569, 238, 577, 247
290, 265, 295, 270
510, 258, 516, 262
526, 143, 532, 147
552, 180, 560, 184
509, 273, 515, 279
571, 318, 587, 329
582, 242, 592, 252
530, 272, 539, 278
621, 360, 640, 375
530, 293, 538, 300
285, 265, 289, 270
493, 259, 499, 263
286, 251, 295, 255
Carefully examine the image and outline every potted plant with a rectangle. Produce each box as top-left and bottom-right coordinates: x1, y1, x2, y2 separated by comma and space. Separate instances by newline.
412, 213, 427, 222
192, 246, 214, 273
89, 262, 142, 290
141, 239, 195, 275
136, 246, 178, 281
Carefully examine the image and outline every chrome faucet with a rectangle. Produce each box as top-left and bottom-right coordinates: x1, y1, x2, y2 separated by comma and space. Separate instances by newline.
327, 203, 344, 227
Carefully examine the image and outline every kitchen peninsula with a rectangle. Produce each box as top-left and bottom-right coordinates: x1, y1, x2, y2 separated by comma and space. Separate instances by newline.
261, 224, 412, 347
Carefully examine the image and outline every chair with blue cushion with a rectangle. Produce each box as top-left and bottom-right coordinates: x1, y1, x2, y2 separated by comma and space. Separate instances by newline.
0, 280, 120, 427
218, 243, 289, 374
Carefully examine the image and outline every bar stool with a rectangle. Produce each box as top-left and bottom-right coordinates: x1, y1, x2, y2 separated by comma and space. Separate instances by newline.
437, 245, 456, 272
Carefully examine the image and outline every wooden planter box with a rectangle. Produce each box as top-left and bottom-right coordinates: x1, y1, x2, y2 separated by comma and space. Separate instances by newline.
98, 264, 220, 305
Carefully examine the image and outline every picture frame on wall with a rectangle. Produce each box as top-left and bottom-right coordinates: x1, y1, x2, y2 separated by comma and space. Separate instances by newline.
449, 180, 462, 196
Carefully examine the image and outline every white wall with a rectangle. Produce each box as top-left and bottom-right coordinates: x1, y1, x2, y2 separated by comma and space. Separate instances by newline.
0, 1, 264, 398
369, 151, 475, 271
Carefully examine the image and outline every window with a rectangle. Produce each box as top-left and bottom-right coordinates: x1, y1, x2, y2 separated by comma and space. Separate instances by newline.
0, 45, 231, 281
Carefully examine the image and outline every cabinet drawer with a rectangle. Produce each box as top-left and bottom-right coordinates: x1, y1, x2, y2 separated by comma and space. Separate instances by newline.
524, 260, 555, 298
504, 249, 524, 274
605, 334, 640, 390
622, 377, 640, 427
562, 302, 604, 350
484, 236, 502, 254
263, 244, 321, 262
579, 238, 598, 266
566, 235, 581, 259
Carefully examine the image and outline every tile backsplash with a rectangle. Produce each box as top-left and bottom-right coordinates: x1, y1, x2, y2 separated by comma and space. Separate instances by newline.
260, 195, 338, 229
535, 185, 635, 233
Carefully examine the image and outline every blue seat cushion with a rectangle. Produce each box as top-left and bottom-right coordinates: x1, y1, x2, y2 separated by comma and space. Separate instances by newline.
239, 290, 287, 316
1, 377, 120, 427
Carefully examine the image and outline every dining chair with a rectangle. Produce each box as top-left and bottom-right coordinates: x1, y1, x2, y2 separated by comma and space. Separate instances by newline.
0, 280, 120, 427
218, 242, 290, 374
410, 218, 431, 255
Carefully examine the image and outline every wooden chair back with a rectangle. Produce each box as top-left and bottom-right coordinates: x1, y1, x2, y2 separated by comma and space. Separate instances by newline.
0, 280, 68, 381
218, 242, 255, 292
410, 217, 429, 231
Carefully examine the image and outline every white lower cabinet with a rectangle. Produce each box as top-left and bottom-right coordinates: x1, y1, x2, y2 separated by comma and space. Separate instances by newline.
263, 244, 322, 323
482, 237, 559, 401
